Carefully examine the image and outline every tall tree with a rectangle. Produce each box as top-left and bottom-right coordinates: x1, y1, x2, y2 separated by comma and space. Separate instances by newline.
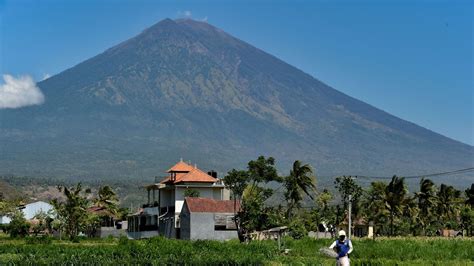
334, 175, 363, 226
363, 181, 389, 235
385, 176, 407, 236
51, 183, 91, 239
465, 184, 474, 207
316, 189, 333, 213
437, 184, 462, 227
404, 196, 421, 236
284, 160, 316, 218
223, 169, 249, 242
415, 178, 437, 235
94, 186, 119, 215
334, 176, 362, 210
247, 156, 281, 184
223, 156, 281, 242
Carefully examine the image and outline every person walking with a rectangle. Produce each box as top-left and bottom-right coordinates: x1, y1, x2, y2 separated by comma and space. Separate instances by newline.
329, 230, 353, 266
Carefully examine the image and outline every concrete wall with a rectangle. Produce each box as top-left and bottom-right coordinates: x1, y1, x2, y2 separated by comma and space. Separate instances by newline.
98, 227, 128, 238
127, 230, 159, 239
143, 207, 159, 216
160, 216, 176, 238
175, 187, 217, 202
222, 188, 230, 200
180, 205, 191, 240
187, 213, 237, 241
160, 189, 173, 207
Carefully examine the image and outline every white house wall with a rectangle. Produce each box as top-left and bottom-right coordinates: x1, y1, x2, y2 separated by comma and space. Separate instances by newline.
22, 201, 53, 219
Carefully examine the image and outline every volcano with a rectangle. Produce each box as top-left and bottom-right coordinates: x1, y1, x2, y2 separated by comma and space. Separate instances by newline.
0, 18, 472, 185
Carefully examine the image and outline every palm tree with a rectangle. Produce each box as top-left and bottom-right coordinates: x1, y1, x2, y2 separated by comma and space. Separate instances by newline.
437, 184, 462, 227
404, 196, 421, 236
94, 186, 119, 215
51, 183, 91, 239
465, 184, 474, 207
284, 160, 316, 218
385, 176, 407, 236
415, 178, 437, 235
363, 181, 389, 235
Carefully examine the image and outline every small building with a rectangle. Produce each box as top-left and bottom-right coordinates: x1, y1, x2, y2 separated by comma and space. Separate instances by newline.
0, 201, 53, 224
339, 216, 372, 238
180, 197, 239, 241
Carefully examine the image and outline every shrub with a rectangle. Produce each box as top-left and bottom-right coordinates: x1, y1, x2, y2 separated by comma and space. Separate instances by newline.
7, 211, 29, 238
25, 235, 52, 245
288, 218, 307, 239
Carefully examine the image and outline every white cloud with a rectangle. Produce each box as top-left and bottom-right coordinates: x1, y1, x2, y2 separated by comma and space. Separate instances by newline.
0, 74, 45, 109
200, 16, 208, 22
177, 10, 192, 18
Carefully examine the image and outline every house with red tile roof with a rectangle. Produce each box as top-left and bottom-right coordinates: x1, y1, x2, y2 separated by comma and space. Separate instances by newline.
180, 197, 240, 240
127, 160, 230, 239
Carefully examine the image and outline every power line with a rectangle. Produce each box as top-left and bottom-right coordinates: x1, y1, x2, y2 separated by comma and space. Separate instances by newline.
349, 167, 474, 180
266, 167, 473, 197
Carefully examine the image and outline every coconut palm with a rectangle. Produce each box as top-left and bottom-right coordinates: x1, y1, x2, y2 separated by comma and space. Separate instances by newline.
51, 183, 91, 239
437, 184, 462, 226
385, 176, 407, 236
415, 178, 437, 235
363, 181, 389, 234
284, 160, 316, 218
94, 186, 119, 214
465, 184, 474, 207
404, 196, 421, 236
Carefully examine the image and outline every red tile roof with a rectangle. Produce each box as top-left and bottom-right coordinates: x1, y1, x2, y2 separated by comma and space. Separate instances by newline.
161, 163, 217, 184
166, 161, 195, 173
184, 197, 240, 213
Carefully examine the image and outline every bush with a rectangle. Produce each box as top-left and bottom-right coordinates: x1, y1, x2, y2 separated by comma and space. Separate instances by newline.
7, 211, 29, 238
118, 235, 129, 245
288, 219, 307, 239
25, 235, 52, 245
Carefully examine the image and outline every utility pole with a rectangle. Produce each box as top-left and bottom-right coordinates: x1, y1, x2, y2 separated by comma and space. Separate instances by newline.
348, 194, 352, 239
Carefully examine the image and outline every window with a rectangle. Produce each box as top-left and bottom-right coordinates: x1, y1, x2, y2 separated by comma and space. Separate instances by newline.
214, 214, 237, 231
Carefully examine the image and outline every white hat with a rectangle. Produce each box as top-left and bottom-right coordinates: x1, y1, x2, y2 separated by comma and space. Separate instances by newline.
338, 230, 346, 237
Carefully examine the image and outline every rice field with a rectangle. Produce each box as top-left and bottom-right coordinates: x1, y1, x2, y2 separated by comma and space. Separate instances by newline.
0, 235, 472, 265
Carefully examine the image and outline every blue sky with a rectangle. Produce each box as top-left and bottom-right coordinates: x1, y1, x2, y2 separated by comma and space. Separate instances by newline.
1, 0, 472, 145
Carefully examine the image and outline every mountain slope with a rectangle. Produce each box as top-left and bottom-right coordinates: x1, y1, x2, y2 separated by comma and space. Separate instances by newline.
0, 18, 472, 184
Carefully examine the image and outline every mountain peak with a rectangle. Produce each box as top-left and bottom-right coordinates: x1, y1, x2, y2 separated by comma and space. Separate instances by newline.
142, 18, 179, 33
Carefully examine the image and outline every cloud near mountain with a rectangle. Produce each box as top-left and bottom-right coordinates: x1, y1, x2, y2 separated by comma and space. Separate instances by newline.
0, 74, 45, 109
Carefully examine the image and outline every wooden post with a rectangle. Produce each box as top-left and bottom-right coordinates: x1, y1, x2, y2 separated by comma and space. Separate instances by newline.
277, 232, 281, 250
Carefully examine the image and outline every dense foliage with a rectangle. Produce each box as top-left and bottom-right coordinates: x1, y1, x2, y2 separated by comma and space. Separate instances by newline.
1, 156, 473, 241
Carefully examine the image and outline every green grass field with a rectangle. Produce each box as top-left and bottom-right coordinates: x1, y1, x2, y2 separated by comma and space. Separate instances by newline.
0, 234, 472, 265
